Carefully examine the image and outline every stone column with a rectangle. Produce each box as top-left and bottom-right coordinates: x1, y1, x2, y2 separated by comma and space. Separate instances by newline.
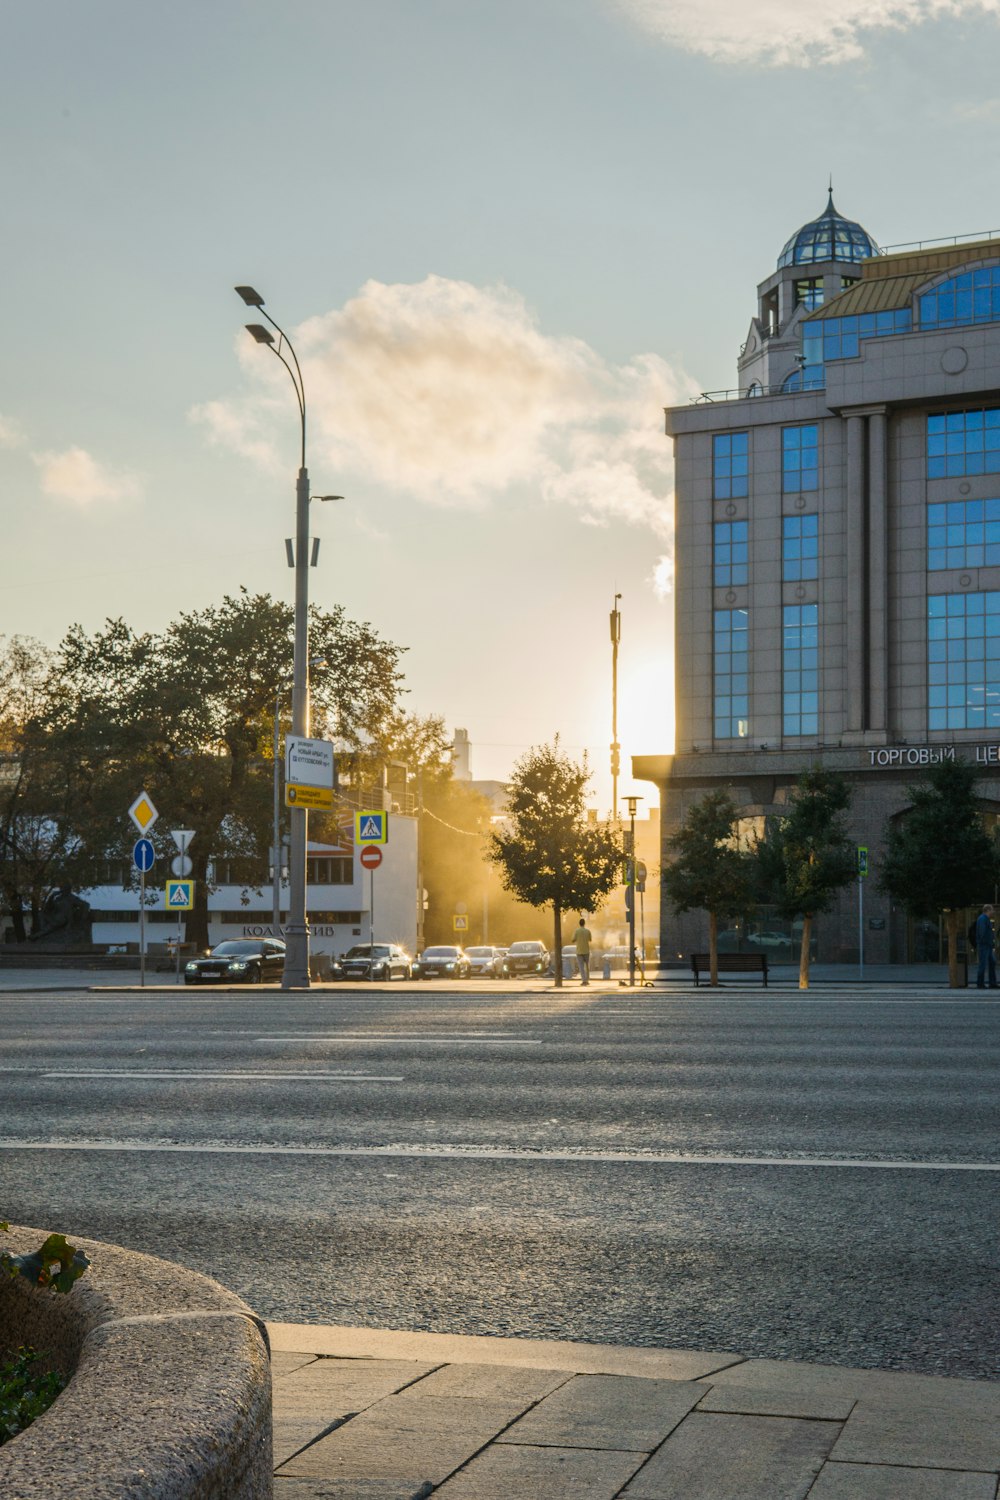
845, 413, 867, 731
867, 409, 888, 732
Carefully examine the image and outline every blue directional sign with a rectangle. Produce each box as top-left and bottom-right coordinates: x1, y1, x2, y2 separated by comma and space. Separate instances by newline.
355, 810, 388, 844
133, 837, 156, 873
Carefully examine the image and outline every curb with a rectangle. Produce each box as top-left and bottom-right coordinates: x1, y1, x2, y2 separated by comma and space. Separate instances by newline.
0, 1224, 272, 1498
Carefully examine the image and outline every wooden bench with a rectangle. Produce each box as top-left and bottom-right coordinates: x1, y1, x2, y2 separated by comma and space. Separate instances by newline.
690, 952, 768, 986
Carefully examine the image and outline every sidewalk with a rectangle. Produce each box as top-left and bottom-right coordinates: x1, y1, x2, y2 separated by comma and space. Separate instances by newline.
268, 1322, 1000, 1498
0, 963, 976, 991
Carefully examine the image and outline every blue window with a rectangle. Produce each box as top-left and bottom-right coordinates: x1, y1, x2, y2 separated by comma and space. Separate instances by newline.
783, 604, 819, 737
798, 310, 910, 389
782, 425, 819, 492
714, 520, 748, 587
713, 432, 748, 499
927, 593, 1000, 730
783, 514, 819, 581
927, 409, 1000, 479
920, 267, 1000, 331
714, 609, 749, 739
927, 499, 1000, 571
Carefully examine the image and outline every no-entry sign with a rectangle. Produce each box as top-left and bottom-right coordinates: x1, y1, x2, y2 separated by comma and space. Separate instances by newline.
359, 845, 383, 870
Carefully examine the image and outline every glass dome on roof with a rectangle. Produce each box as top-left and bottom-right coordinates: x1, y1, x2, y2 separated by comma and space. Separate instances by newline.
777, 192, 879, 269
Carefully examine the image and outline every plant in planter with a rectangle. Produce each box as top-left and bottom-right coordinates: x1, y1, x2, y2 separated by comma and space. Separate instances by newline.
1, 1223, 90, 1295
1, 1221, 90, 1445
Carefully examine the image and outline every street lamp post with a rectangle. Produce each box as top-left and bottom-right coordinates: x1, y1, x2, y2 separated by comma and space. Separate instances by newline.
235, 284, 320, 989
625, 794, 642, 988
271, 656, 327, 936
610, 596, 621, 822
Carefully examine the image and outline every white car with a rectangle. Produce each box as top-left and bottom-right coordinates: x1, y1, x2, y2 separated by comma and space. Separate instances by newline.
466, 945, 505, 977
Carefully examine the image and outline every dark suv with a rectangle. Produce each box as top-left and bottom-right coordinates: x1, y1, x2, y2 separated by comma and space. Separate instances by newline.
501, 940, 549, 977
334, 943, 412, 981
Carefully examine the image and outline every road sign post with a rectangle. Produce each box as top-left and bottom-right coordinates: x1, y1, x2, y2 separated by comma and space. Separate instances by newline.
170, 833, 195, 984
133, 838, 156, 988
166, 877, 194, 986
128, 797, 159, 985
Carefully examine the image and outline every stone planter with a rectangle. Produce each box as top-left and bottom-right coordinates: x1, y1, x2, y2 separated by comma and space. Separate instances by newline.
0, 1224, 272, 1498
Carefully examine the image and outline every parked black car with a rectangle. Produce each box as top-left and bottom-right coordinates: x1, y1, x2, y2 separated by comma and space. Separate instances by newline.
502, 940, 549, 977
412, 945, 471, 979
333, 943, 412, 981
184, 939, 285, 985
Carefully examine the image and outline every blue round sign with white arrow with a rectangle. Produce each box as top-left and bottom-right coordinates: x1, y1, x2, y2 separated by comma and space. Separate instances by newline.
133, 837, 156, 873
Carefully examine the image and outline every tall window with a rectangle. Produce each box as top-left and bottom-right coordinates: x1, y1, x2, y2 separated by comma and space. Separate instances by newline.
920, 266, 1000, 330
928, 592, 1000, 730
782, 425, 819, 492
714, 609, 749, 739
783, 604, 819, 737
928, 499, 1000, 571
782, 514, 819, 580
794, 278, 824, 310
714, 520, 748, 586
713, 432, 748, 499
927, 409, 1000, 479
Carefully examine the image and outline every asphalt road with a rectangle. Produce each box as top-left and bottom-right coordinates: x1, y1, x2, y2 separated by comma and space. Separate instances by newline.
2, 984, 998, 1379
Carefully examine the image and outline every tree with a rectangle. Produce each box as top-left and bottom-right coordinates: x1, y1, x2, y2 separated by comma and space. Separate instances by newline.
28, 592, 406, 949
660, 790, 752, 986
879, 758, 999, 989
487, 741, 621, 987
0, 636, 75, 941
756, 769, 855, 990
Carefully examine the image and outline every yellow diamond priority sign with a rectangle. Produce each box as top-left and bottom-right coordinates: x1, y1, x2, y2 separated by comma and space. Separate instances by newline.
128, 791, 159, 834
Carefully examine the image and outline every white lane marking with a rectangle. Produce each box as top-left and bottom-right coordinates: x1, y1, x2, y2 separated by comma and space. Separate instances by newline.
1, 1140, 997, 1171
257, 1036, 543, 1045
41, 1070, 403, 1081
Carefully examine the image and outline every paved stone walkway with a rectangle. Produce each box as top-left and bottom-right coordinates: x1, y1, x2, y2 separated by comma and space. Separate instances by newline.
268, 1324, 1000, 1499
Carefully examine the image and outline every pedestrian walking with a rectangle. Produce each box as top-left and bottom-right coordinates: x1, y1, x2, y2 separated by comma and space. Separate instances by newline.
573, 918, 592, 985
975, 903, 998, 989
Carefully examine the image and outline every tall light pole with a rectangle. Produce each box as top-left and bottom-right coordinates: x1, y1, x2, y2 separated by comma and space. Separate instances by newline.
272, 657, 327, 935
610, 596, 621, 821
235, 284, 318, 989
625, 794, 642, 988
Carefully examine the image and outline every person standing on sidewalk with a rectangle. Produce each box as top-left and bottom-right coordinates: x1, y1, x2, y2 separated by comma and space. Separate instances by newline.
573, 918, 592, 985
975, 904, 998, 989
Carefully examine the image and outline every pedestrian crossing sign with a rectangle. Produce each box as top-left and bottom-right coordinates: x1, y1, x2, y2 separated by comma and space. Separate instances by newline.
166, 879, 194, 910
355, 810, 388, 844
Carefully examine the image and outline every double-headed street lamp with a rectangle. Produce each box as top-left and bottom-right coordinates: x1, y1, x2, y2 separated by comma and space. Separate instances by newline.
235, 285, 339, 989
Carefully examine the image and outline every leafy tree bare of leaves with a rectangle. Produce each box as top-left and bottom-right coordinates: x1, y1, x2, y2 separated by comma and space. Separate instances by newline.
487, 740, 621, 988
660, 789, 752, 985
879, 758, 999, 989
754, 768, 855, 990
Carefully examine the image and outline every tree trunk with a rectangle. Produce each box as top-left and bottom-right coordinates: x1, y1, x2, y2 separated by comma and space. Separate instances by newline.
552, 901, 563, 988
188, 848, 211, 952
799, 914, 812, 990
946, 908, 962, 989
709, 909, 718, 986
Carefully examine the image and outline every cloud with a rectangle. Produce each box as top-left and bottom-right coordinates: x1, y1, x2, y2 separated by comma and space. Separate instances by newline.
32, 447, 140, 506
613, 0, 1000, 66
194, 275, 697, 542
651, 554, 674, 600
0, 415, 25, 449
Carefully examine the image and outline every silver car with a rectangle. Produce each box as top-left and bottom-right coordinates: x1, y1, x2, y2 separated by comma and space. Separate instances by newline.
465, 945, 505, 977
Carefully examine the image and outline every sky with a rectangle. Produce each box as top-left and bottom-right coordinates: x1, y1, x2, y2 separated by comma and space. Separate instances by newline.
4, 0, 1000, 813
